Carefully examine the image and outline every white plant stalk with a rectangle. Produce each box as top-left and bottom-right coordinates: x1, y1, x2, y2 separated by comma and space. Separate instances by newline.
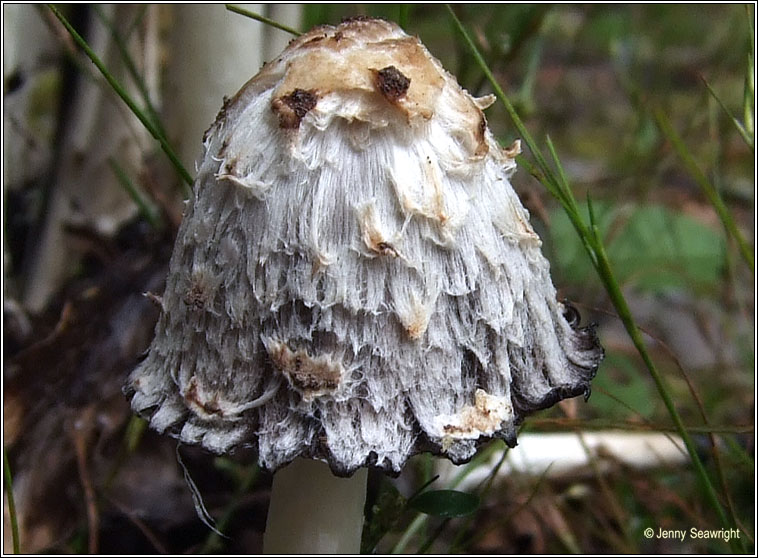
263, 458, 367, 553
436, 431, 689, 491
166, 4, 302, 170
19, 5, 151, 312
165, 4, 266, 170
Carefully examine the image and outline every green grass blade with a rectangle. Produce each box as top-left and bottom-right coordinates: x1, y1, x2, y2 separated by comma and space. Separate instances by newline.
108, 158, 163, 229
723, 434, 755, 472
48, 4, 194, 196
4, 448, 20, 554
397, 5, 411, 30
445, 6, 558, 191
92, 6, 168, 140
123, 4, 149, 40
124, 415, 148, 454
390, 512, 425, 553
586, 221, 743, 552
225, 4, 301, 36
745, 5, 755, 135
745, 51, 754, 136
701, 77, 753, 149
654, 107, 754, 273
591, 223, 744, 553
544, 136, 598, 267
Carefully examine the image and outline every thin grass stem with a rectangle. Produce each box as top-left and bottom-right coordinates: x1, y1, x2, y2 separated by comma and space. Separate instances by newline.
108, 158, 163, 229
93, 5, 167, 140
701, 77, 753, 149
744, 5, 755, 135
225, 4, 301, 36
654, 107, 754, 273
390, 512, 426, 553
591, 230, 745, 553
529, 416, 753, 435
4, 448, 20, 554
123, 4, 149, 40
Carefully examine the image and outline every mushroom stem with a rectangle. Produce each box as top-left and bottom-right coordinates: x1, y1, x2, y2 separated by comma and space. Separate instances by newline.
263, 458, 368, 553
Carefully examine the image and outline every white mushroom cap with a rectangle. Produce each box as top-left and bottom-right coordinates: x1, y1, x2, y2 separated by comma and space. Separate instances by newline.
126, 17, 603, 476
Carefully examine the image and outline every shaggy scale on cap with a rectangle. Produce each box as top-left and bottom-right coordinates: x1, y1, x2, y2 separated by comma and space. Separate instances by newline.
126, 17, 603, 477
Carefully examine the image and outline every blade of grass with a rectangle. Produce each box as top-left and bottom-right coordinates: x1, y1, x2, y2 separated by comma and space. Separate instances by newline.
391, 512, 425, 553
722, 435, 755, 473
744, 5, 755, 136
529, 417, 754, 435
444, 7, 561, 197
744, 52, 754, 137
654, 107, 754, 273
225, 4, 301, 36
4, 448, 20, 554
92, 5, 167, 140
48, 4, 193, 196
446, 6, 744, 552
397, 5, 411, 30
123, 4, 149, 40
108, 158, 163, 229
649, 310, 746, 538
701, 77, 753, 149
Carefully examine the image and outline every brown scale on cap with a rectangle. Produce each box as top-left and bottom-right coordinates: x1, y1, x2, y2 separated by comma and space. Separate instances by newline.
262, 337, 345, 401
474, 116, 488, 157
374, 65, 411, 103
183, 377, 222, 418
271, 88, 319, 129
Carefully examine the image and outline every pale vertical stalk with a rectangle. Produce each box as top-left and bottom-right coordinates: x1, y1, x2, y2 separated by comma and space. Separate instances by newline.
263, 4, 302, 59
166, 4, 265, 170
165, 4, 302, 170
23, 5, 149, 313
263, 459, 368, 554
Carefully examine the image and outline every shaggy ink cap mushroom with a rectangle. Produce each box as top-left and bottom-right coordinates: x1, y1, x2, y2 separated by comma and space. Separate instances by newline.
126, 18, 604, 477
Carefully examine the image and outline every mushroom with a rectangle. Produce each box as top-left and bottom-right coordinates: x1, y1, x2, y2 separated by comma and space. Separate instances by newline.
126, 17, 603, 553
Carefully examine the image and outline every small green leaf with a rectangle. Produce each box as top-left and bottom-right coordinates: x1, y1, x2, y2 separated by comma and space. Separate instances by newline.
549, 202, 727, 294
225, 4, 301, 36
124, 415, 147, 453
591, 352, 656, 419
409, 489, 480, 518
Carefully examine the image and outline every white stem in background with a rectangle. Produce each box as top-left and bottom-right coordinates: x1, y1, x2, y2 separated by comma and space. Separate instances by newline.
166, 4, 266, 171
263, 458, 368, 554
435, 431, 690, 492
19, 5, 150, 312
